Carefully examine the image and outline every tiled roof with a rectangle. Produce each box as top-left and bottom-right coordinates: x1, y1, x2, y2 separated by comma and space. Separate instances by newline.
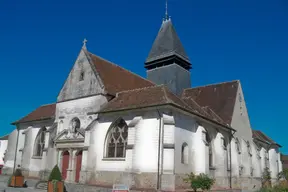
145, 19, 190, 64
182, 80, 239, 125
87, 52, 154, 95
12, 104, 56, 125
252, 130, 281, 147
99, 85, 233, 130
0, 135, 9, 140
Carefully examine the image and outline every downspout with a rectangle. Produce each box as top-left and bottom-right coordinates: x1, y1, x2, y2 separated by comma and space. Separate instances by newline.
13, 126, 20, 186
156, 109, 163, 190
229, 130, 236, 189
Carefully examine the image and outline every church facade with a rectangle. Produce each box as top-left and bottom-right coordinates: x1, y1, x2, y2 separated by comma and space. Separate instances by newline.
2, 17, 283, 191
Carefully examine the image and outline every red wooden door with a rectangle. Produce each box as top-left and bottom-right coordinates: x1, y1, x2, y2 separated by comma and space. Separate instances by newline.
75, 151, 82, 183
62, 151, 70, 180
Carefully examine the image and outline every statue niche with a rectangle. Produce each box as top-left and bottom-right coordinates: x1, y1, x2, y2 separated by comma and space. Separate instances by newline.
66, 117, 81, 139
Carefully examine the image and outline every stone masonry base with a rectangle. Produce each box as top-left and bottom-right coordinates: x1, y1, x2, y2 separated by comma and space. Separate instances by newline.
9, 169, 265, 191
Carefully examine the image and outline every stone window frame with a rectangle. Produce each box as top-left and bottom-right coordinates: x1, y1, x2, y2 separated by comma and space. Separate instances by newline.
235, 138, 241, 154
181, 142, 189, 165
221, 137, 227, 150
103, 117, 128, 160
246, 141, 252, 156
202, 129, 214, 169
33, 127, 47, 158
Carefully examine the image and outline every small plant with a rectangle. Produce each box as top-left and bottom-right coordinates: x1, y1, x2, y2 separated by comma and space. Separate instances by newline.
278, 168, 288, 181
48, 165, 62, 181
13, 169, 23, 177
262, 167, 272, 188
48, 165, 63, 192
184, 172, 215, 192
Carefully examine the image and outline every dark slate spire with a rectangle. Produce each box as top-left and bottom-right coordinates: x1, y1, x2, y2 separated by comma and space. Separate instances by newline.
145, 19, 191, 70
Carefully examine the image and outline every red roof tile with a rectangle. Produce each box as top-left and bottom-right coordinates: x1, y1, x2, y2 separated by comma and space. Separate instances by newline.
100, 85, 233, 130
182, 80, 239, 124
252, 130, 281, 147
87, 52, 154, 95
12, 104, 56, 124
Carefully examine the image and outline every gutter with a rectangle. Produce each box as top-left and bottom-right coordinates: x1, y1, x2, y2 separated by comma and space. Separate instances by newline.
156, 109, 163, 190
229, 130, 236, 189
13, 126, 20, 186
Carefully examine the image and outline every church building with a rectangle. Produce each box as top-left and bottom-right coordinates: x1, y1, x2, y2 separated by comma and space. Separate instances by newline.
2, 10, 283, 191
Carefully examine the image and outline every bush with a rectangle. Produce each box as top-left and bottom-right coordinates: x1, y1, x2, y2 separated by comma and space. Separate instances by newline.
48, 165, 62, 181
278, 168, 288, 181
13, 169, 23, 177
184, 172, 215, 192
262, 167, 272, 187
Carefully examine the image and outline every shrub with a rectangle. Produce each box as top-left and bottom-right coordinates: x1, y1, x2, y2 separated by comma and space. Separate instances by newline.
48, 165, 62, 182
278, 168, 288, 181
262, 167, 272, 187
184, 172, 215, 192
7, 175, 12, 187
13, 169, 23, 177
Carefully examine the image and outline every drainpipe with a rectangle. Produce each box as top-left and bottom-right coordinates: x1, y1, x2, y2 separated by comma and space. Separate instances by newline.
156, 109, 163, 190
229, 130, 236, 189
13, 126, 20, 187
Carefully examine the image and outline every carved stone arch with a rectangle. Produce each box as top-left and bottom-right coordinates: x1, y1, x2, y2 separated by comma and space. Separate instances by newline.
33, 127, 47, 157
104, 117, 128, 158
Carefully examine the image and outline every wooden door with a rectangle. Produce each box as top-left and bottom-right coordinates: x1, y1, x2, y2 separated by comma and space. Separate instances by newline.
61, 151, 70, 180
75, 150, 82, 183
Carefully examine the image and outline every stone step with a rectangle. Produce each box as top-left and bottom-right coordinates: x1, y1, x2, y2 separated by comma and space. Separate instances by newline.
35, 181, 47, 190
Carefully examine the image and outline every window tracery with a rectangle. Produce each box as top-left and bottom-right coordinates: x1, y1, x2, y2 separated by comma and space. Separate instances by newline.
106, 118, 128, 158
33, 127, 46, 157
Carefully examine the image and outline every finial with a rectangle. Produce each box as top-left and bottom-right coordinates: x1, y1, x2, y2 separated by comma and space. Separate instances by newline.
82, 38, 87, 49
165, 0, 169, 21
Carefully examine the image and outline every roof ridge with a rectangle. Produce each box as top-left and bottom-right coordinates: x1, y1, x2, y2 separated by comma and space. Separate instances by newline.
186, 80, 239, 90
88, 51, 155, 85
116, 84, 164, 95
40, 103, 56, 107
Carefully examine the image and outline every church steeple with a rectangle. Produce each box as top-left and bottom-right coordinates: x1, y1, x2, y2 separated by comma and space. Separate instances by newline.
145, 2, 192, 95
145, 1, 191, 71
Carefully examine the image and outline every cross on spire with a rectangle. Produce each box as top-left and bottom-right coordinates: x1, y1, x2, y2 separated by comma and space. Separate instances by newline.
82, 38, 88, 49
163, 0, 171, 22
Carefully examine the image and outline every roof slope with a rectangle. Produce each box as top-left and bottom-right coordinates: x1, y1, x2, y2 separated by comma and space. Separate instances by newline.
100, 85, 232, 129
252, 130, 281, 147
88, 52, 154, 95
182, 80, 239, 124
12, 103, 56, 125
145, 20, 189, 63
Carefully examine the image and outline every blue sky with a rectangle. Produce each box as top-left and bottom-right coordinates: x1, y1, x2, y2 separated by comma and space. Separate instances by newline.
0, 0, 287, 152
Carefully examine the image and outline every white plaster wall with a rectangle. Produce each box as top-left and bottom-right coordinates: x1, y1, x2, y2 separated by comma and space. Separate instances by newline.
56, 95, 108, 135
3, 129, 18, 169
260, 148, 267, 173
251, 143, 261, 178
174, 112, 196, 174
0, 140, 8, 165
89, 113, 135, 172
269, 147, 279, 179
230, 138, 240, 177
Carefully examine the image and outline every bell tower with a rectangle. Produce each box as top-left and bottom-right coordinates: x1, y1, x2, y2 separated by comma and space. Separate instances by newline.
145, 3, 192, 95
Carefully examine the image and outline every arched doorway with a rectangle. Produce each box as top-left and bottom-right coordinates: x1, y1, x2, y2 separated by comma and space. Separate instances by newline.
62, 151, 70, 180
75, 150, 83, 183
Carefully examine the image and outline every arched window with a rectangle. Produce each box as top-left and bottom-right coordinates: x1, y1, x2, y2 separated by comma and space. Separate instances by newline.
222, 137, 227, 150
247, 141, 252, 156
181, 143, 189, 164
235, 138, 241, 154
105, 118, 128, 158
33, 127, 46, 157
204, 131, 213, 168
